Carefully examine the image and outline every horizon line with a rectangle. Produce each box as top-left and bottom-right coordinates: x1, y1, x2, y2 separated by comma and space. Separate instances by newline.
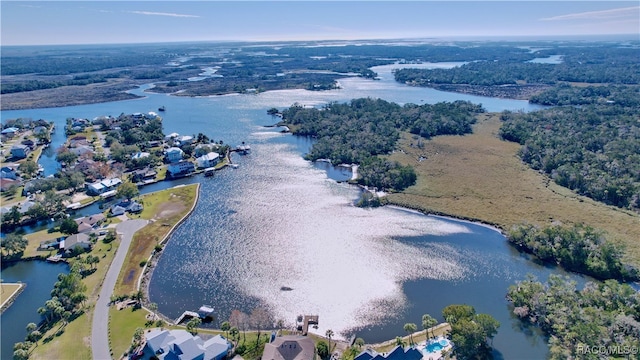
2, 33, 638, 47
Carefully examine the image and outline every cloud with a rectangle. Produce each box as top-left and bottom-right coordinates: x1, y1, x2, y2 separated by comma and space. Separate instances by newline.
127, 10, 200, 18
541, 6, 639, 21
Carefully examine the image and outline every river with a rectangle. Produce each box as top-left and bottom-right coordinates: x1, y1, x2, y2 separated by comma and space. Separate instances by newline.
1, 63, 564, 359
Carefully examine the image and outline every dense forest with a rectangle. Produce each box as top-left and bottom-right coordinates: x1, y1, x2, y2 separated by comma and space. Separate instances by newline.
529, 84, 640, 107
507, 223, 638, 281
507, 275, 640, 360
278, 98, 484, 191
499, 103, 640, 211
393, 44, 640, 86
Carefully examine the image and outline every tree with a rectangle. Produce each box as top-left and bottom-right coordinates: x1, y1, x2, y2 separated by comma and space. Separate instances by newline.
316, 340, 329, 359
221, 321, 230, 338
229, 310, 249, 344
325, 329, 334, 352
148, 303, 158, 321
18, 160, 39, 179
55, 148, 78, 165
442, 304, 475, 324
1, 233, 28, 257
475, 313, 500, 345
186, 317, 201, 335
59, 217, 79, 235
250, 308, 271, 344
403, 323, 417, 346
394, 336, 406, 347
229, 327, 239, 345
422, 314, 438, 339
116, 181, 139, 200
355, 337, 365, 349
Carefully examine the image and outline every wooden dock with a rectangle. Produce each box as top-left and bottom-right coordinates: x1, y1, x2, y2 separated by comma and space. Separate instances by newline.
175, 310, 199, 325
301, 315, 319, 335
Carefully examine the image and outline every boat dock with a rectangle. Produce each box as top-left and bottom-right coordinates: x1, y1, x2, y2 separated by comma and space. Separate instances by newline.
174, 310, 199, 325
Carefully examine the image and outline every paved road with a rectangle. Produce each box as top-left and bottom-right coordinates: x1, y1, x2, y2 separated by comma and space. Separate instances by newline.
92, 219, 147, 360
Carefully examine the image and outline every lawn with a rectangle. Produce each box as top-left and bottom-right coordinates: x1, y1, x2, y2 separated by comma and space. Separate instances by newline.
29, 229, 122, 358
114, 183, 198, 296
386, 113, 640, 265
109, 306, 150, 359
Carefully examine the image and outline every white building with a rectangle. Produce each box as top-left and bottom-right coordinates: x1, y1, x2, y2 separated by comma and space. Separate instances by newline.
196, 152, 220, 169
86, 178, 122, 195
165, 147, 184, 163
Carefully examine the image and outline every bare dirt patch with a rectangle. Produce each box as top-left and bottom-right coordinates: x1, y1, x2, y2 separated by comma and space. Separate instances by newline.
154, 195, 187, 220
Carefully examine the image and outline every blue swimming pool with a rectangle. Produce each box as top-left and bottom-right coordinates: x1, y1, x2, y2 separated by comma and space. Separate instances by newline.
424, 339, 450, 353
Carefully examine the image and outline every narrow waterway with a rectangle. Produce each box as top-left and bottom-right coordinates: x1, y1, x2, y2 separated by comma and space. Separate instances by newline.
0, 261, 69, 360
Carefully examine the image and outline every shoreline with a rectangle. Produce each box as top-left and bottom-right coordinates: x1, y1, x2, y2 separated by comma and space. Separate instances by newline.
0, 282, 26, 313
137, 183, 201, 316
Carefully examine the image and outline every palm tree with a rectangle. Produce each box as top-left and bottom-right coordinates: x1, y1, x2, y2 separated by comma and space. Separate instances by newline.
148, 303, 158, 321
221, 321, 231, 338
325, 329, 334, 352
403, 323, 417, 346
355, 337, 365, 349
395, 336, 406, 347
422, 314, 438, 339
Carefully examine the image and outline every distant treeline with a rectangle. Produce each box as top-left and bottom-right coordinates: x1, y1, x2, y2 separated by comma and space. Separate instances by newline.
279, 98, 484, 191
508, 275, 640, 359
529, 84, 640, 107
507, 223, 638, 281
393, 44, 640, 86
499, 102, 640, 211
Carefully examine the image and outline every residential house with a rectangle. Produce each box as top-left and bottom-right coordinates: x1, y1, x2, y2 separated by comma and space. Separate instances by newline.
60, 233, 92, 255
131, 168, 157, 183
110, 200, 143, 216
131, 152, 150, 160
86, 178, 122, 195
1, 127, 19, 138
1, 166, 19, 180
354, 346, 423, 360
0, 178, 19, 192
10, 144, 30, 159
167, 160, 195, 178
262, 335, 316, 360
75, 213, 105, 233
21, 139, 36, 149
70, 145, 94, 158
33, 126, 48, 136
165, 147, 184, 163
175, 135, 194, 146
196, 152, 220, 169
142, 329, 232, 360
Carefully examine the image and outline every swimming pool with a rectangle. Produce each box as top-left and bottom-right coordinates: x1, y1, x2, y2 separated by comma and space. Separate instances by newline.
423, 338, 450, 353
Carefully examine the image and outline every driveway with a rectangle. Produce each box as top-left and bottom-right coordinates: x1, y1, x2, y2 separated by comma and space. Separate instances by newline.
91, 219, 147, 360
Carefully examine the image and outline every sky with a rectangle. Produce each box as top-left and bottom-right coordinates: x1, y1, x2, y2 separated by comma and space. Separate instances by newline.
1, 1, 639, 45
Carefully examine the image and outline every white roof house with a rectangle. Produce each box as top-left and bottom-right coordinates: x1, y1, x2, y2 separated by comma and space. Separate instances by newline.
165, 147, 184, 163
196, 152, 220, 168
143, 329, 231, 360
86, 178, 122, 195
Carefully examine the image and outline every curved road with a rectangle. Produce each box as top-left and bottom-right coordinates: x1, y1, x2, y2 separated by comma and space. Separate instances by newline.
92, 219, 148, 360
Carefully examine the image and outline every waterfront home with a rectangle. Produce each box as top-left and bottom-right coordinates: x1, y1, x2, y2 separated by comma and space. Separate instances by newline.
70, 145, 94, 158
131, 168, 158, 183
142, 329, 232, 360
86, 178, 123, 196
167, 160, 195, 178
10, 144, 30, 159
262, 335, 316, 360
75, 213, 105, 232
111, 205, 126, 216
196, 152, 220, 169
165, 147, 184, 163
175, 135, 194, 146
111, 200, 143, 215
60, 233, 92, 256
354, 346, 423, 360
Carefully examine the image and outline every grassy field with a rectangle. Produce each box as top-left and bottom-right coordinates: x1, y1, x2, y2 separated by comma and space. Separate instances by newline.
1, 283, 24, 307
114, 183, 198, 295
109, 306, 150, 359
386, 113, 640, 266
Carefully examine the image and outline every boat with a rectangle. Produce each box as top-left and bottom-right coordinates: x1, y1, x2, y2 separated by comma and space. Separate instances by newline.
229, 164, 239, 169
158, 106, 166, 112
204, 167, 215, 177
